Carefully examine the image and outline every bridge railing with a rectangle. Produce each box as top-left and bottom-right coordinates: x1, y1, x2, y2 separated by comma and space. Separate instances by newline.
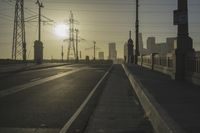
138, 53, 174, 76
186, 53, 200, 73
137, 51, 200, 85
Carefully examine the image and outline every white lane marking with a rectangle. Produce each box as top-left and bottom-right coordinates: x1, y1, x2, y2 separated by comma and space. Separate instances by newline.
30, 78, 41, 82
0, 68, 86, 98
59, 65, 113, 133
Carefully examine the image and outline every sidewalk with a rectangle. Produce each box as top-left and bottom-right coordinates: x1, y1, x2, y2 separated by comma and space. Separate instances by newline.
125, 64, 200, 133
85, 65, 153, 133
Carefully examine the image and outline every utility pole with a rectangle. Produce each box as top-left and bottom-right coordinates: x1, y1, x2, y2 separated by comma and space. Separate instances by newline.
36, 0, 44, 41
61, 45, 64, 61
135, 0, 139, 64
85, 41, 100, 60
93, 41, 96, 60
173, 0, 194, 80
34, 0, 44, 64
12, 0, 26, 61
75, 29, 79, 61
80, 51, 82, 59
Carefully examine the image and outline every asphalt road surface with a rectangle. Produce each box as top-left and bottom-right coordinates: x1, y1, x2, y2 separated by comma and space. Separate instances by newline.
0, 64, 111, 133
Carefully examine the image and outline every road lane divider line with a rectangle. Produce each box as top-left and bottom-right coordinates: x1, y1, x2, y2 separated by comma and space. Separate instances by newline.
59, 65, 113, 133
0, 68, 86, 98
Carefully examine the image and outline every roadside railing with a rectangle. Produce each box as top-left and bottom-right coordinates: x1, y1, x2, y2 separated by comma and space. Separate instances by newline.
186, 53, 200, 73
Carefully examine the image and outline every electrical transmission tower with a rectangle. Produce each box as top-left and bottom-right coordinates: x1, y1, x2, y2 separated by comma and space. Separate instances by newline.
12, 0, 26, 61
67, 11, 76, 60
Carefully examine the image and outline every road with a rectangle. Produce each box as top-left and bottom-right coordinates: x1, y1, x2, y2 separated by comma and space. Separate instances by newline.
0, 64, 111, 133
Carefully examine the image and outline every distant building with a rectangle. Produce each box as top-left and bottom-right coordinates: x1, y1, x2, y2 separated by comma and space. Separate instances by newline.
147, 37, 177, 55
139, 33, 143, 55
124, 31, 134, 63
166, 37, 177, 53
156, 43, 167, 55
98, 52, 104, 60
108, 42, 117, 60
147, 37, 156, 54
146, 37, 177, 55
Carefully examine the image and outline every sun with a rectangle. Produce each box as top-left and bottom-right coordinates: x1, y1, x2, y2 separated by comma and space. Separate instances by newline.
54, 24, 69, 38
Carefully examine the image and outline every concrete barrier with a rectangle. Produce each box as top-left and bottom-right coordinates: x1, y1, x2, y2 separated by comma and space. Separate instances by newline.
185, 72, 200, 86
122, 64, 186, 133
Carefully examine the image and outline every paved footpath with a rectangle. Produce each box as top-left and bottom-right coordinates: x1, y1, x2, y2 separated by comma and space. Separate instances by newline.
126, 64, 200, 133
85, 65, 153, 133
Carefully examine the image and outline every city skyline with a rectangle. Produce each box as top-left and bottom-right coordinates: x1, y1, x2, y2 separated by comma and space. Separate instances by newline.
0, 0, 200, 60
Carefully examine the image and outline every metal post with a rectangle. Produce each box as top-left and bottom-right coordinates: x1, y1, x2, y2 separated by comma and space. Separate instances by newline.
94, 41, 96, 60
36, 0, 44, 41
135, 0, 139, 64
38, 5, 41, 41
75, 29, 79, 61
61, 45, 64, 61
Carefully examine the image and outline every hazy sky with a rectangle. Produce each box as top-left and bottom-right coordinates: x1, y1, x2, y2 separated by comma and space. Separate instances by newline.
0, 0, 200, 59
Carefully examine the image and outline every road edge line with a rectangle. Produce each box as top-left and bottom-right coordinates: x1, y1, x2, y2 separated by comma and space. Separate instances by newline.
59, 65, 113, 133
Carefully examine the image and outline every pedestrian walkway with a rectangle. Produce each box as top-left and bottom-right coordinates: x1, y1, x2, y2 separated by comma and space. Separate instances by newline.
125, 64, 200, 133
85, 65, 153, 133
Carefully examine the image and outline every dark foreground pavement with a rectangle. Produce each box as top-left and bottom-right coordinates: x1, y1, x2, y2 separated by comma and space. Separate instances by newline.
85, 65, 153, 133
0, 64, 111, 133
125, 64, 200, 133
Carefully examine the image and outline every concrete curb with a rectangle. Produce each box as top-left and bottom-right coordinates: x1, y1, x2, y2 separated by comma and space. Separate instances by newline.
122, 64, 186, 133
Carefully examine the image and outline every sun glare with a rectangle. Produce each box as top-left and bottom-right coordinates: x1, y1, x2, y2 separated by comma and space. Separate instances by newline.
54, 24, 69, 38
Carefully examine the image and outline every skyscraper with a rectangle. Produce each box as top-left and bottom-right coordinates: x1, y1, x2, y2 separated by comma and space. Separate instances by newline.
139, 33, 143, 54
147, 37, 156, 54
108, 42, 117, 60
98, 52, 104, 60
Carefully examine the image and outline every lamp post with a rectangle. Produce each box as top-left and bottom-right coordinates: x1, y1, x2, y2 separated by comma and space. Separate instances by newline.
93, 41, 96, 61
